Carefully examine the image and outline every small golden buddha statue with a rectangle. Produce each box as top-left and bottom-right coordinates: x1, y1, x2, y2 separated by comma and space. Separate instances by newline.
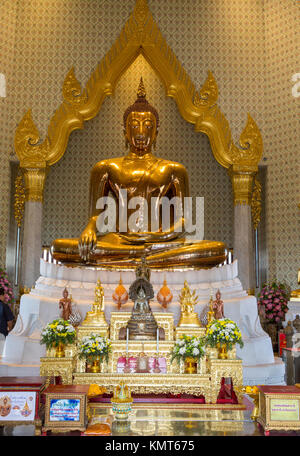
81, 279, 108, 328
51, 78, 226, 269
178, 280, 201, 327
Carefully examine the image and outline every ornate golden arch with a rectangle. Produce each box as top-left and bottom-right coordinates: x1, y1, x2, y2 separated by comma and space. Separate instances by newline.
14, 0, 263, 205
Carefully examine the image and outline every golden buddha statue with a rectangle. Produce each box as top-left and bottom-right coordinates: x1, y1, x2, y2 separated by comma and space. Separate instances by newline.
51, 78, 226, 269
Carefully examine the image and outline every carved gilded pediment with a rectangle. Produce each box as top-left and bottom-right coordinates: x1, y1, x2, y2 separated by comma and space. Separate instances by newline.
14, 0, 263, 193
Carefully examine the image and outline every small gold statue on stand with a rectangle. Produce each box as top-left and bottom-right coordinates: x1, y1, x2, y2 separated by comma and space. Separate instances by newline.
111, 382, 133, 421
59, 288, 73, 321
206, 292, 215, 326
81, 279, 108, 330
177, 281, 201, 328
212, 289, 225, 320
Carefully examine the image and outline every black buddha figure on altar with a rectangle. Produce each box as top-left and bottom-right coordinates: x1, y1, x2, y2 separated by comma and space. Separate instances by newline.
126, 259, 158, 340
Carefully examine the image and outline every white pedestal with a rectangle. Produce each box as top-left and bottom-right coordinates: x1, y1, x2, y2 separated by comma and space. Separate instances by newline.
0, 259, 285, 384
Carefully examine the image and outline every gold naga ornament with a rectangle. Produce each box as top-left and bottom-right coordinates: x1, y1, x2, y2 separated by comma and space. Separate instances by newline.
251, 177, 262, 230
157, 278, 173, 309
178, 280, 201, 328
112, 277, 129, 310
14, 171, 25, 228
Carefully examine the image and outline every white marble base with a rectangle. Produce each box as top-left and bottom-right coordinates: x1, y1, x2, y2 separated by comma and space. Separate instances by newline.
243, 358, 286, 386
0, 259, 285, 384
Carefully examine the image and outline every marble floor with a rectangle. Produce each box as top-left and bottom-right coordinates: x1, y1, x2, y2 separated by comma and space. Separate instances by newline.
0, 400, 300, 436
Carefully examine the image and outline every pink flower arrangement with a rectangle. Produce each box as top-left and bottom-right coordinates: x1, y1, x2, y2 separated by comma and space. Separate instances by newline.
258, 281, 289, 324
0, 268, 14, 306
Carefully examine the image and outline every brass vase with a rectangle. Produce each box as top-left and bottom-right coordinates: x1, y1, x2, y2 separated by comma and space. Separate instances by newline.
184, 357, 197, 374
217, 343, 228, 360
88, 357, 101, 373
55, 341, 65, 358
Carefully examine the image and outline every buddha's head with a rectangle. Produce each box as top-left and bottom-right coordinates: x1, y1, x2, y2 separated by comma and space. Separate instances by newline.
123, 78, 159, 155
63, 287, 68, 298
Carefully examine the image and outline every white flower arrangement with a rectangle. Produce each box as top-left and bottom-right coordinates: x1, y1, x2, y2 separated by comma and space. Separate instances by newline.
78, 333, 111, 362
170, 335, 206, 364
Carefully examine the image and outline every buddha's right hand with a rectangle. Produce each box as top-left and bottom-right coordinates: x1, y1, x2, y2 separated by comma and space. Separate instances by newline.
78, 228, 97, 261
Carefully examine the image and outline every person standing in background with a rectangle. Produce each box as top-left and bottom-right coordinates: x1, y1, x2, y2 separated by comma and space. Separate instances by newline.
0, 287, 14, 337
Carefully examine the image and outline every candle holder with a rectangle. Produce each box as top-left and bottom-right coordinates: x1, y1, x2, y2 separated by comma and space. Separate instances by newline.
123, 354, 131, 373
153, 354, 161, 373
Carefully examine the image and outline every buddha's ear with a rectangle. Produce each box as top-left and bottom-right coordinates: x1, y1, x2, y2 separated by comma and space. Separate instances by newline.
124, 129, 129, 149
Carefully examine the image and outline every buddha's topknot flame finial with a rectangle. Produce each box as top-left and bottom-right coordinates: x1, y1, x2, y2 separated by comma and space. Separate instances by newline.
137, 77, 146, 99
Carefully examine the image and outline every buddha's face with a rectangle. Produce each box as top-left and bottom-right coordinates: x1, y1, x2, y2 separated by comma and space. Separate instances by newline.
125, 111, 157, 155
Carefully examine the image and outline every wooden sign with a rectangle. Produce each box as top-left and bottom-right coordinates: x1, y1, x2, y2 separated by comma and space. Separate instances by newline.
257, 385, 300, 435
42, 385, 90, 435
0, 376, 46, 434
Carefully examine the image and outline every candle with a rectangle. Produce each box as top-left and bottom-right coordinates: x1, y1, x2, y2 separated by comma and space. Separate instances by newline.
126, 328, 129, 355
156, 328, 159, 353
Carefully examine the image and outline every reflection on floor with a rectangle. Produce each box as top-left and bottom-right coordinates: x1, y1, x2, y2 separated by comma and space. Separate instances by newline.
1, 398, 300, 436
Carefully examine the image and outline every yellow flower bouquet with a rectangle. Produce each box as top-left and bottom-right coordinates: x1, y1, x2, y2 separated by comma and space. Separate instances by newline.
40, 318, 76, 349
205, 318, 244, 351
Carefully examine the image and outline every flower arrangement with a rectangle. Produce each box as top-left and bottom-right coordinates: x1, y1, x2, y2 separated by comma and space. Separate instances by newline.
0, 268, 14, 306
206, 318, 244, 350
40, 319, 76, 349
78, 334, 111, 362
258, 281, 289, 324
170, 335, 206, 364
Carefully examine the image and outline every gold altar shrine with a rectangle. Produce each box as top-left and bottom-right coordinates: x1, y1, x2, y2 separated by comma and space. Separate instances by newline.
40, 282, 244, 407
